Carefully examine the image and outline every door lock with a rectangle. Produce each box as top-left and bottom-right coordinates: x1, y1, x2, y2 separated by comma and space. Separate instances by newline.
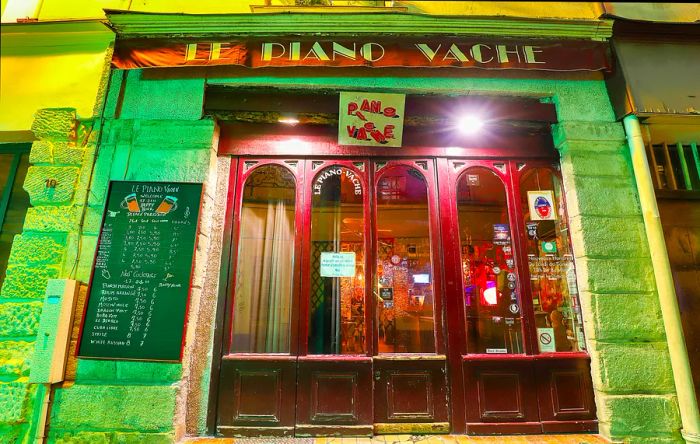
374, 371, 381, 381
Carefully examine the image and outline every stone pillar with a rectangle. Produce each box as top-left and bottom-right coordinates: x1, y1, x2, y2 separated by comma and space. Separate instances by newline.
555, 120, 683, 443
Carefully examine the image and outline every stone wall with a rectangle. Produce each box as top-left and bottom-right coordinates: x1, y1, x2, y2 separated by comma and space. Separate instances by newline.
0, 109, 95, 443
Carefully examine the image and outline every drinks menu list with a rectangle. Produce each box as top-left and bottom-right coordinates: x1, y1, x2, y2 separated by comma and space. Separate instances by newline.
78, 181, 202, 361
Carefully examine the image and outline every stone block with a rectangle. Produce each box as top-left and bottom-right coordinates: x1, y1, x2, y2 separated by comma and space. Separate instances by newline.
569, 215, 649, 259
53, 144, 86, 167
125, 148, 212, 183
119, 70, 205, 121
583, 292, 665, 342
8, 233, 66, 266
575, 257, 656, 294
1, 265, 60, 300
51, 384, 177, 432
23, 206, 82, 233
31, 109, 76, 141
74, 148, 96, 203
24, 166, 80, 206
82, 206, 104, 235
114, 361, 182, 384
560, 150, 631, 178
594, 342, 674, 394
552, 120, 626, 147
75, 358, 117, 382
132, 120, 215, 150
564, 174, 641, 218
0, 381, 33, 424
0, 341, 33, 379
29, 140, 56, 164
598, 394, 681, 436
0, 302, 43, 337
0, 425, 25, 444
113, 432, 174, 443
53, 431, 111, 444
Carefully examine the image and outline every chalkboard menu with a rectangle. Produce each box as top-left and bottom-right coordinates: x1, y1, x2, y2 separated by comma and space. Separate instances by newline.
78, 181, 203, 361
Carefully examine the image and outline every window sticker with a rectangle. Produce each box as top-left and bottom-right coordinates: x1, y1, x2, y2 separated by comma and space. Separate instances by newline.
527, 190, 557, 221
320, 252, 356, 277
537, 327, 557, 353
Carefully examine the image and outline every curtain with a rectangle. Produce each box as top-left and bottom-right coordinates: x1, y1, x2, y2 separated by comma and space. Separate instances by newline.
232, 197, 295, 353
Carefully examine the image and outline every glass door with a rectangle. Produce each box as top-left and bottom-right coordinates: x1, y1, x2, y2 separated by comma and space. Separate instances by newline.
217, 159, 304, 437
371, 159, 449, 434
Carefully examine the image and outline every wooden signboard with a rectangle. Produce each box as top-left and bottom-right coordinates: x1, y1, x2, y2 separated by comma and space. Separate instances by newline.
78, 181, 203, 362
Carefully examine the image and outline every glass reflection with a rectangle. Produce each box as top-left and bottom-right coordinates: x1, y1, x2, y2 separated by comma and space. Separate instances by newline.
375, 165, 435, 353
520, 168, 586, 353
231, 165, 296, 353
457, 167, 523, 354
309, 166, 366, 354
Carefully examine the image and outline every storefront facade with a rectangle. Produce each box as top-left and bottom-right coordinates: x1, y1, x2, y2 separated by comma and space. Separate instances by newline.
0, 2, 694, 444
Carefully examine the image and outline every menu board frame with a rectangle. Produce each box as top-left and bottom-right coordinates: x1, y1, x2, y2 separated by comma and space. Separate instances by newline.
77, 180, 204, 362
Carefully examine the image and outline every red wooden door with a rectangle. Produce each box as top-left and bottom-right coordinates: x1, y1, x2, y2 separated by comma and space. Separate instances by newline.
295, 159, 373, 436
371, 159, 449, 433
442, 159, 596, 434
217, 158, 305, 437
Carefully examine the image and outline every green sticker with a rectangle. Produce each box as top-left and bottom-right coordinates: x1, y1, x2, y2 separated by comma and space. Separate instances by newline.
541, 241, 557, 253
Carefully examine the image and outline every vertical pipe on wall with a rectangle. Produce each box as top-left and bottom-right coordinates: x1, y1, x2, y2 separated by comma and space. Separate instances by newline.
623, 115, 700, 444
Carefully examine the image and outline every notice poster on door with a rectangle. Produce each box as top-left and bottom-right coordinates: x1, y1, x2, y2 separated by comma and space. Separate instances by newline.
320, 252, 356, 277
338, 91, 405, 147
527, 190, 557, 221
537, 327, 557, 353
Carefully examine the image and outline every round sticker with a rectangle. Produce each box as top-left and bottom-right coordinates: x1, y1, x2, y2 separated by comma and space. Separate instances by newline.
508, 281, 516, 289
509, 303, 519, 314
492, 266, 501, 275
534, 196, 553, 219
503, 246, 512, 255
539, 331, 553, 345
510, 292, 517, 301
507, 272, 517, 282
506, 259, 514, 268
390, 254, 401, 265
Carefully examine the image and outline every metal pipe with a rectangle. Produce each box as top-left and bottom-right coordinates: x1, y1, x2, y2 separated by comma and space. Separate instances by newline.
623, 114, 700, 444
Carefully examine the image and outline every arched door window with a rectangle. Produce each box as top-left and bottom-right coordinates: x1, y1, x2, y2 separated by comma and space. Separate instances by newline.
375, 165, 436, 353
456, 167, 523, 354
231, 164, 297, 353
308, 166, 366, 354
520, 168, 586, 353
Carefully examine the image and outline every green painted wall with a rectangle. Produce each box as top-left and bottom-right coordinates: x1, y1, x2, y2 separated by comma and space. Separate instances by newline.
0, 67, 684, 443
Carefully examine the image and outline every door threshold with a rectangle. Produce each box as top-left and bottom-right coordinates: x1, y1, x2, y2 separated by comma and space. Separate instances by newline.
184, 433, 611, 443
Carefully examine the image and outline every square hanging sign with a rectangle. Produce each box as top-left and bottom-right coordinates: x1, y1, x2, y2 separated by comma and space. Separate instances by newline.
339, 91, 405, 147
527, 190, 557, 221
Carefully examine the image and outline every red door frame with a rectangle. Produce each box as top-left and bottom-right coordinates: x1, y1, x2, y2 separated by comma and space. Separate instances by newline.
212, 124, 596, 435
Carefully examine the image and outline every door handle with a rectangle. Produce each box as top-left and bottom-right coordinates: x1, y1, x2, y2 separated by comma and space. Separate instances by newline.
374, 371, 381, 381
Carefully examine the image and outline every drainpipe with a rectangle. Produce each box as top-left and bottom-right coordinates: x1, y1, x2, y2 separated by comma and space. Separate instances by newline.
623, 114, 700, 444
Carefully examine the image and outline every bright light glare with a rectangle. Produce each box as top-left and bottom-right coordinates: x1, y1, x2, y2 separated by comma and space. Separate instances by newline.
278, 117, 300, 125
457, 115, 484, 134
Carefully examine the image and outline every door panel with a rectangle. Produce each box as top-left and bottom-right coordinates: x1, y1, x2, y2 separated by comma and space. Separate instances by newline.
296, 357, 373, 434
217, 357, 297, 436
295, 160, 374, 435
371, 159, 449, 433
217, 159, 305, 437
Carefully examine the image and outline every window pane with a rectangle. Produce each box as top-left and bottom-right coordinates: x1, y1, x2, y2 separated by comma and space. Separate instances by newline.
309, 166, 366, 354
231, 165, 296, 353
0, 152, 30, 288
457, 167, 523, 354
376, 165, 435, 353
520, 168, 586, 353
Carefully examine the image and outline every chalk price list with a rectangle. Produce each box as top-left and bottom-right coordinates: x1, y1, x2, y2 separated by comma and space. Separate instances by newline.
81, 181, 201, 361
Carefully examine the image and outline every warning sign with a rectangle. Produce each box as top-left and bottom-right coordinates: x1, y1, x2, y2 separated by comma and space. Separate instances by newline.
537, 327, 556, 353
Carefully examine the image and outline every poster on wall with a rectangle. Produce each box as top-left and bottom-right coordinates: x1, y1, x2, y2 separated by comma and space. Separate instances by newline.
527, 190, 557, 221
338, 91, 405, 147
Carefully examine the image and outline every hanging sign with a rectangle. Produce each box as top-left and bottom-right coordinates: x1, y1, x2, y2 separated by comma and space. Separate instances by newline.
537, 327, 557, 353
320, 252, 356, 277
111, 37, 611, 72
338, 92, 405, 147
527, 190, 557, 221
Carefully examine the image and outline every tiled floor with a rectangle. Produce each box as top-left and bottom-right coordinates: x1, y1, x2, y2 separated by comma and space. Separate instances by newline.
184, 435, 610, 444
